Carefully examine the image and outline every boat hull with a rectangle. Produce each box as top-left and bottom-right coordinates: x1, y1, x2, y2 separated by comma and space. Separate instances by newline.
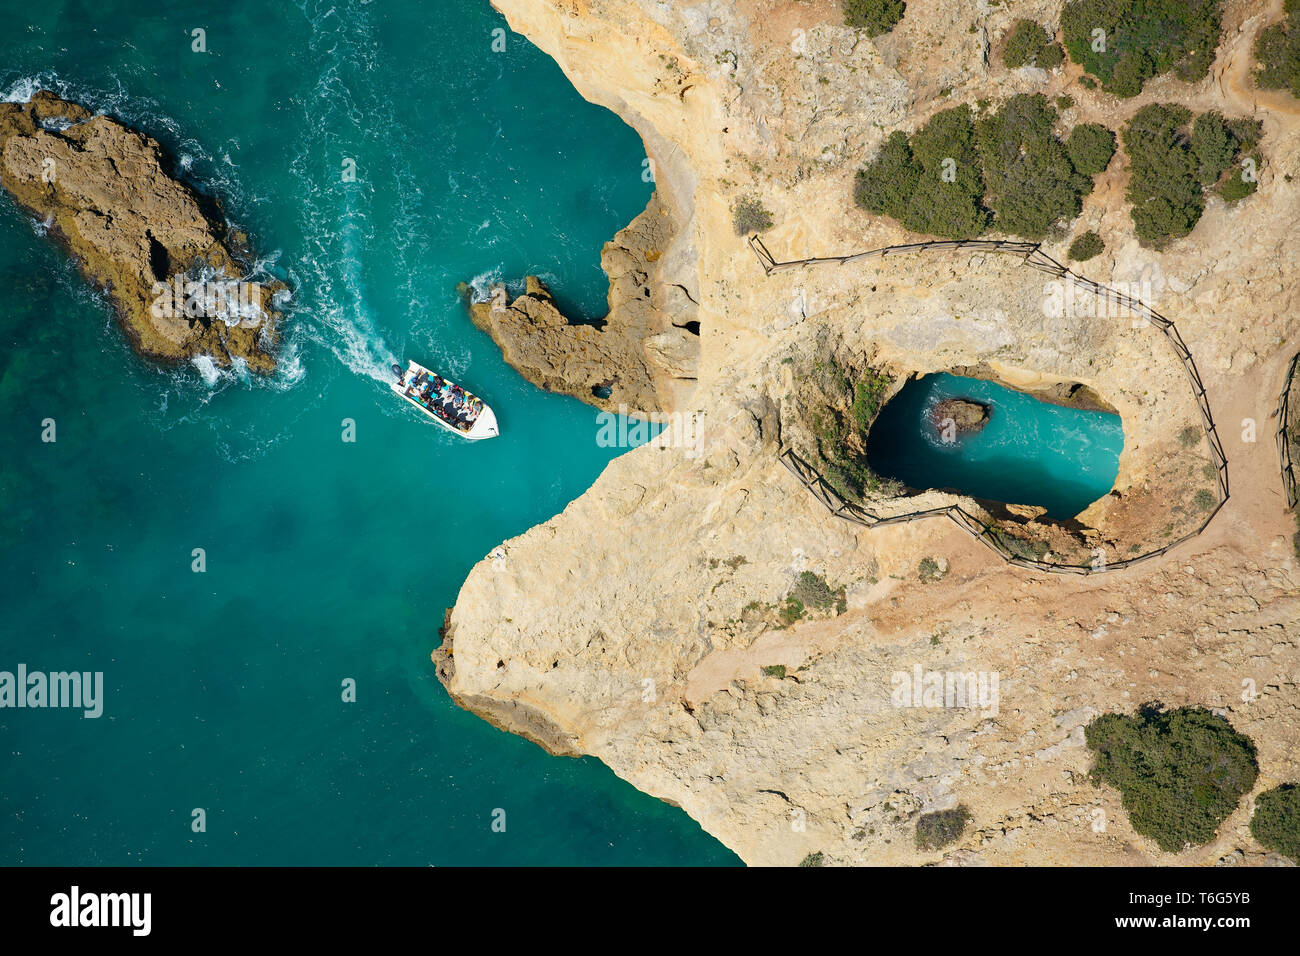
390, 361, 499, 440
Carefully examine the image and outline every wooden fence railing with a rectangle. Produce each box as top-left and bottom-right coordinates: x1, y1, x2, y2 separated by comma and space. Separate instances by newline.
1276, 351, 1300, 510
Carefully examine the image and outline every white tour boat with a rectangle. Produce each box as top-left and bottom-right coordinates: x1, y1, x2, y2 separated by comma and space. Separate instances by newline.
389, 360, 499, 440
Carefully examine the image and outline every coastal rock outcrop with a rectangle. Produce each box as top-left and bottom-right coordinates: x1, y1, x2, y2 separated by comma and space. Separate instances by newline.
931, 398, 991, 436
465, 192, 698, 416
0, 91, 285, 371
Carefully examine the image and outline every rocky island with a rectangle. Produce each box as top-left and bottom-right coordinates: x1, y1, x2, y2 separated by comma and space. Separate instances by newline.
931, 397, 991, 438
438, 0, 1300, 866
0, 91, 285, 372
463, 192, 699, 416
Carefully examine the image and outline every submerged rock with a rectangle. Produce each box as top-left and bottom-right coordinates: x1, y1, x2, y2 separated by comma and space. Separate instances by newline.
931, 398, 991, 437
0, 91, 286, 372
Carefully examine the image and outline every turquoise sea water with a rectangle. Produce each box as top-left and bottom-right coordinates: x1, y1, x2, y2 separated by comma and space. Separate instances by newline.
866, 373, 1124, 520
0, 0, 737, 865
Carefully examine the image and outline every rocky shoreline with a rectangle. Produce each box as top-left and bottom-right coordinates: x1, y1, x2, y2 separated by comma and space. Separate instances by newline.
437, 0, 1300, 867
460, 191, 698, 417
0, 91, 286, 372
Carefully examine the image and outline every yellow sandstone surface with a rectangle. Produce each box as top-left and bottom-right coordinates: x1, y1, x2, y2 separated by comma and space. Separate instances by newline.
438, 0, 1300, 865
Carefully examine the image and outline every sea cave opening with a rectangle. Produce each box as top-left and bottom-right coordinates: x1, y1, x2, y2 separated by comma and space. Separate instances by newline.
864, 372, 1124, 521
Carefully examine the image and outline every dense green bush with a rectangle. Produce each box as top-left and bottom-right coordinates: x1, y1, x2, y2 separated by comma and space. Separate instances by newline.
1250, 783, 1300, 862
843, 0, 906, 36
852, 131, 917, 223
1061, 0, 1224, 97
1123, 104, 1204, 247
1068, 230, 1105, 261
1191, 112, 1261, 187
1085, 704, 1258, 852
732, 197, 774, 236
856, 98, 1113, 241
975, 94, 1094, 239
1065, 123, 1118, 175
915, 806, 970, 850
1002, 19, 1064, 69
906, 106, 988, 239
854, 107, 985, 239
1123, 105, 1261, 246
1255, 0, 1300, 98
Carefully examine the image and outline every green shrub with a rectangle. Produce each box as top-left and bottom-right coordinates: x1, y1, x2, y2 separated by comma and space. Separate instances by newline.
1122, 104, 1205, 248
778, 596, 805, 626
843, 0, 906, 36
1193, 488, 1216, 511
853, 132, 917, 222
1068, 230, 1105, 261
1061, 0, 1225, 98
1085, 704, 1258, 852
975, 94, 1092, 239
1251, 783, 1300, 862
917, 556, 946, 583
1255, 0, 1300, 98
732, 197, 774, 236
903, 105, 988, 239
857, 98, 1113, 241
1190, 112, 1262, 194
915, 806, 970, 850
991, 528, 1050, 561
1191, 112, 1239, 185
1065, 123, 1118, 175
789, 570, 836, 610
762, 664, 787, 678
798, 850, 825, 866
1002, 19, 1064, 69
1177, 424, 1201, 447
1217, 160, 1259, 202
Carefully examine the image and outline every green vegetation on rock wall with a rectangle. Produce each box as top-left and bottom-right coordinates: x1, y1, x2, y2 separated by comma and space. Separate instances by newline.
808, 359, 899, 502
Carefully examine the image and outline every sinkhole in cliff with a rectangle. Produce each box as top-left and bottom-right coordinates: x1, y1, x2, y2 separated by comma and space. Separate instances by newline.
865, 373, 1124, 520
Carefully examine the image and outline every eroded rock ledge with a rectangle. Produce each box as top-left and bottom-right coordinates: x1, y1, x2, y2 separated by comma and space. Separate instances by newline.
465, 192, 698, 416
0, 91, 285, 371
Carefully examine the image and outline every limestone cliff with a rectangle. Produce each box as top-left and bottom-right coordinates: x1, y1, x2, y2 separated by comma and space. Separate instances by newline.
0, 91, 285, 372
439, 0, 1300, 866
